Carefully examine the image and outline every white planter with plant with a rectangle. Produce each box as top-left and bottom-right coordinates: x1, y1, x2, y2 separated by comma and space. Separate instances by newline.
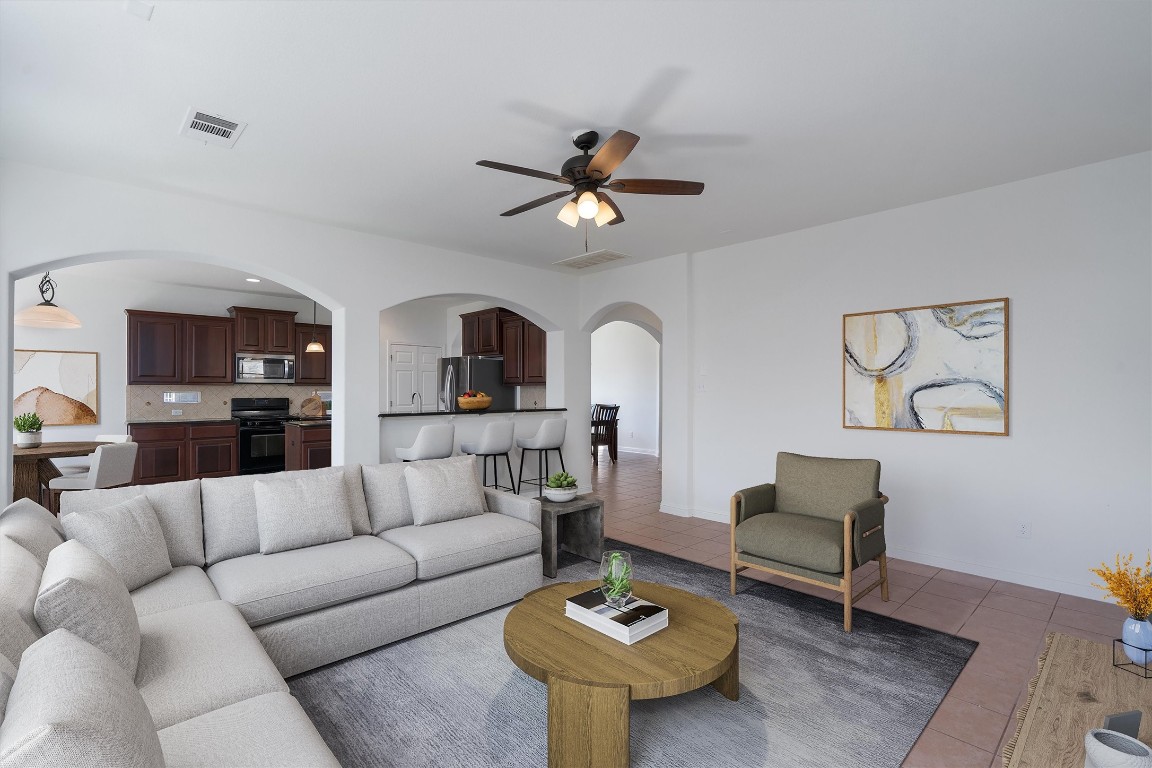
543, 471, 578, 502
13, 412, 44, 448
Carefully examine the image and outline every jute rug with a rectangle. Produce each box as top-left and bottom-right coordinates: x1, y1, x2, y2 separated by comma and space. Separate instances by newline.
288, 541, 977, 767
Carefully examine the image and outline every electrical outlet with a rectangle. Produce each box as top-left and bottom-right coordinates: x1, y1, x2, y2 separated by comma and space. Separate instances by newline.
171, 409, 183, 416
1014, 520, 1032, 538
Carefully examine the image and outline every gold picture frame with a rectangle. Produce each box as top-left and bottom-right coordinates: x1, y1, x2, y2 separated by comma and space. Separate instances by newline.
843, 298, 1008, 435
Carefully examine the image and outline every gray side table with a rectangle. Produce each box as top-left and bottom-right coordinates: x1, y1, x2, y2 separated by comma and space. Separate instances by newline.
539, 494, 604, 578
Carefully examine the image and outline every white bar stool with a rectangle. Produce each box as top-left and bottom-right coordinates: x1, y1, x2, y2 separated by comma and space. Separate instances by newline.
48, 442, 138, 515
460, 420, 517, 494
53, 434, 133, 476
395, 424, 455, 462
516, 418, 567, 498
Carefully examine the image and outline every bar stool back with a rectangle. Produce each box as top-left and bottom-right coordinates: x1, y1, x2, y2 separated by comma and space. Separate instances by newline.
395, 424, 455, 462
48, 442, 138, 515
53, 434, 133, 476
460, 420, 517, 494
516, 418, 567, 498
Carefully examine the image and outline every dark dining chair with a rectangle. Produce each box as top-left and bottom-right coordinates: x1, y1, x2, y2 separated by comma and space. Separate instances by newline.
590, 404, 620, 466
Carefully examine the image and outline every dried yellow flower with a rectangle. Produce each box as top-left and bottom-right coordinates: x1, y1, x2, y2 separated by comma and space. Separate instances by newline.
1091, 552, 1152, 620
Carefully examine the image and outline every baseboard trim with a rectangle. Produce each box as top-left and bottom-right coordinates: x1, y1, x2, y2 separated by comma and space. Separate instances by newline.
618, 447, 659, 456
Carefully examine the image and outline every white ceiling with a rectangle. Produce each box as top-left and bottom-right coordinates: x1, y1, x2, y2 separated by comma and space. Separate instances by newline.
1, 0, 1148, 275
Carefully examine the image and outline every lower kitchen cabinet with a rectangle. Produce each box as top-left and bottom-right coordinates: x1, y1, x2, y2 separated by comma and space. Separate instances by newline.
285, 423, 331, 471
130, 422, 238, 484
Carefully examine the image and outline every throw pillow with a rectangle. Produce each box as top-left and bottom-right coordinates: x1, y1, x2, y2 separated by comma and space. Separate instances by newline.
0, 629, 164, 768
403, 456, 487, 526
34, 540, 141, 678
254, 471, 354, 554
60, 495, 173, 591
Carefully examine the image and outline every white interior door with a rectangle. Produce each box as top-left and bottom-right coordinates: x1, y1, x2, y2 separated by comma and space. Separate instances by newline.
388, 343, 443, 412
418, 347, 440, 411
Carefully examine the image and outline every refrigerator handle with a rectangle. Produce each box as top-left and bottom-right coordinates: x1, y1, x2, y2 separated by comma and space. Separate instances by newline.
441, 364, 454, 411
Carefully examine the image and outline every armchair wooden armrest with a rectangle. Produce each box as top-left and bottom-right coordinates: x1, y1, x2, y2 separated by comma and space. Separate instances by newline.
730, 483, 776, 528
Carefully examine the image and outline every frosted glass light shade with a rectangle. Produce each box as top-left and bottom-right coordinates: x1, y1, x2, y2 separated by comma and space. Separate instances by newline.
15, 302, 82, 329
556, 201, 579, 227
594, 201, 618, 227
305, 340, 325, 353
577, 191, 600, 219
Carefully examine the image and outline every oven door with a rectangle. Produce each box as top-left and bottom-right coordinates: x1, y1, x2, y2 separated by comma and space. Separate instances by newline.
238, 424, 286, 475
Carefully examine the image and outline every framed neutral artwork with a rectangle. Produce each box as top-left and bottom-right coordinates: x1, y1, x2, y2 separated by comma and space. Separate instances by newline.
13, 350, 99, 425
843, 298, 1008, 435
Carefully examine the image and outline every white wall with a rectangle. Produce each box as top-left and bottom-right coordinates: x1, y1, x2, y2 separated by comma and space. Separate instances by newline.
591, 321, 660, 454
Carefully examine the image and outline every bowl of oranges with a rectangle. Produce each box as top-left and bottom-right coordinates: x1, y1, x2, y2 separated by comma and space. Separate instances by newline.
457, 391, 493, 410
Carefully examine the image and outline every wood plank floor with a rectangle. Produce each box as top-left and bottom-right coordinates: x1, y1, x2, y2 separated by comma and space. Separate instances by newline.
590, 449, 1126, 768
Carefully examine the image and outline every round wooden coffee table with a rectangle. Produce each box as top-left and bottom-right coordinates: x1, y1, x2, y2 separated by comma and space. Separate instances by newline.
504, 580, 739, 768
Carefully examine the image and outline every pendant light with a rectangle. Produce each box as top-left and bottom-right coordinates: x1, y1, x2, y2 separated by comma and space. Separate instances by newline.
15, 272, 82, 329
305, 300, 324, 353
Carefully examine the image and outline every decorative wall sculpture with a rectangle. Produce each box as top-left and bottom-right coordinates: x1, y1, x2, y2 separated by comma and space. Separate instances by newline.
843, 299, 1008, 435
13, 350, 99, 425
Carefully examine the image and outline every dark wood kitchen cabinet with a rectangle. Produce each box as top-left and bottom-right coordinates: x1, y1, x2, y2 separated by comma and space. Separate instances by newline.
285, 423, 331, 471
500, 314, 547, 385
501, 316, 524, 383
524, 320, 547, 384
127, 311, 233, 385
130, 421, 238, 483
460, 307, 507, 356
229, 307, 297, 354
295, 324, 332, 386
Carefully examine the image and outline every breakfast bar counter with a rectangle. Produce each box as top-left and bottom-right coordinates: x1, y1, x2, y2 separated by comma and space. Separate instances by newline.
378, 408, 568, 465
378, 408, 567, 418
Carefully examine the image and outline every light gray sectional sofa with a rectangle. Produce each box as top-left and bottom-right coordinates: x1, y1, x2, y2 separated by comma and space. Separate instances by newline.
0, 456, 543, 766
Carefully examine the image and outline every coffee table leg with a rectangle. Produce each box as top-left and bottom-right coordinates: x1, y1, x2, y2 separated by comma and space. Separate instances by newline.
547, 676, 629, 768
711, 639, 740, 701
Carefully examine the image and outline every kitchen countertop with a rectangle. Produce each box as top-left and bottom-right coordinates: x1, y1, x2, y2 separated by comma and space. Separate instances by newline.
127, 419, 236, 425
378, 408, 567, 418
284, 419, 332, 427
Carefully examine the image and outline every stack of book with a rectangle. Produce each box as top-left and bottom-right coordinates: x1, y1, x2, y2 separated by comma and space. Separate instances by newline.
565, 586, 668, 645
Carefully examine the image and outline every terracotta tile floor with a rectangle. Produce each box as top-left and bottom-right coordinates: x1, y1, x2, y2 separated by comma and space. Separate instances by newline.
590, 450, 1127, 768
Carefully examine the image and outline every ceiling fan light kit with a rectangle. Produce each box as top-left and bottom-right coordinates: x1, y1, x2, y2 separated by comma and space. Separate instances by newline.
478, 129, 703, 227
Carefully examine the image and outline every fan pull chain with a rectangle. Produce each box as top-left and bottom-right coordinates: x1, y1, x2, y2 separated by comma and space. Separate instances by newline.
584, 220, 589, 254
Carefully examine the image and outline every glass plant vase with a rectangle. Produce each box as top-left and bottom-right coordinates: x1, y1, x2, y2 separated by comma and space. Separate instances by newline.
600, 550, 633, 609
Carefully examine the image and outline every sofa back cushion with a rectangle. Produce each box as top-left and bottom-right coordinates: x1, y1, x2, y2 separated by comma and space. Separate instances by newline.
775, 452, 881, 522
201, 464, 371, 566
60, 478, 205, 567
0, 499, 65, 566
403, 456, 488, 526
254, 472, 354, 554
0, 537, 44, 669
361, 462, 414, 533
0, 629, 164, 767
0, 653, 14, 720
34, 540, 141, 678
60, 496, 173, 591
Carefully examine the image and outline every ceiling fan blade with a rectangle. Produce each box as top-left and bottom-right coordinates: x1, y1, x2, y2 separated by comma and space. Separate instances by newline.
499, 190, 572, 217
477, 160, 571, 185
598, 191, 625, 226
606, 178, 705, 195
585, 130, 640, 179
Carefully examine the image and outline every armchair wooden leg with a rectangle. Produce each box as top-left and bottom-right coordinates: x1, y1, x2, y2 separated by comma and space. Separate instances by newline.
879, 552, 890, 602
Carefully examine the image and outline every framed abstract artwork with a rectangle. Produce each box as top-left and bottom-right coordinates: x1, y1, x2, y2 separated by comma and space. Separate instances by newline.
843, 299, 1008, 435
13, 350, 99, 425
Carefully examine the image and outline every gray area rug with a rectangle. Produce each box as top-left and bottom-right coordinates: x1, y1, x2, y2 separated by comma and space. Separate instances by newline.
289, 541, 977, 767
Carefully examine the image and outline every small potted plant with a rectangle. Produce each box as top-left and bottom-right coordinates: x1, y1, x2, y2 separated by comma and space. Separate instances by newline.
1091, 552, 1152, 665
543, 471, 578, 502
13, 412, 44, 448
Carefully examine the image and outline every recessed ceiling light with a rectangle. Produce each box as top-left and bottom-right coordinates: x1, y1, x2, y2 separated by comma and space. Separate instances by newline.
246, 278, 261, 283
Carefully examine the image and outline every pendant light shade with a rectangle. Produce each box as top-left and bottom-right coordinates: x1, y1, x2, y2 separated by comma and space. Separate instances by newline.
15, 272, 81, 329
576, 190, 600, 219
305, 300, 324, 353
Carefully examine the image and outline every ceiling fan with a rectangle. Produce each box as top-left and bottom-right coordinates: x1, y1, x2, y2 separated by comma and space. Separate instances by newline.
476, 130, 704, 227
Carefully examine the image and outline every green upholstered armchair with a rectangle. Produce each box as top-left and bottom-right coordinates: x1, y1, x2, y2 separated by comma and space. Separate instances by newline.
729, 452, 889, 631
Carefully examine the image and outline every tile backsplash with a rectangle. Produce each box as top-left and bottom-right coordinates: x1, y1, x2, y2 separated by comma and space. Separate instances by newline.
128, 384, 328, 421
518, 385, 547, 409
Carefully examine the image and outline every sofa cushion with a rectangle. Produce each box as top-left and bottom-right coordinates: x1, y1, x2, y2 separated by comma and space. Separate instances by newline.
130, 566, 221, 618
201, 464, 372, 566
0, 653, 14, 721
207, 535, 417, 626
361, 461, 414, 533
61, 478, 205, 567
774, 452, 880, 522
34, 540, 141, 677
0, 498, 64, 566
0, 629, 164, 768
136, 600, 287, 729
254, 471, 354, 554
735, 512, 845, 574
0, 536, 44, 668
403, 456, 487, 526
381, 513, 541, 580
60, 495, 173, 590
157, 692, 340, 768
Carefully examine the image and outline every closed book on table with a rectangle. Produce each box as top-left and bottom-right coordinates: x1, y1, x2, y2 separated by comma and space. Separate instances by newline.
565, 587, 668, 645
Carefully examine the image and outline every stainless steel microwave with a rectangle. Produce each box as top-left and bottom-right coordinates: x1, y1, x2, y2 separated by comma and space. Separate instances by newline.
235, 353, 295, 384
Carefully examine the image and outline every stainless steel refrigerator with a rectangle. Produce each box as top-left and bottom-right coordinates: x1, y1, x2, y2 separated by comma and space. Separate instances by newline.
438, 357, 516, 411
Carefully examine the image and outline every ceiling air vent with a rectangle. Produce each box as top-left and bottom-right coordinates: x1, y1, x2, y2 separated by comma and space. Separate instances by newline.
553, 249, 629, 270
179, 107, 247, 148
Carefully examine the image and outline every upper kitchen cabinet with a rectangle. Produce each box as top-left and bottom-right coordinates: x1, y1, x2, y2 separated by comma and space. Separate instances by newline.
500, 314, 547, 385
229, 307, 296, 354
524, 321, 547, 384
460, 307, 508, 356
127, 311, 234, 385
295, 324, 332, 386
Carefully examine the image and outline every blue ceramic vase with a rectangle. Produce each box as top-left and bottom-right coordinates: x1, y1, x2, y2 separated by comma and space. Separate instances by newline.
1121, 616, 1152, 665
